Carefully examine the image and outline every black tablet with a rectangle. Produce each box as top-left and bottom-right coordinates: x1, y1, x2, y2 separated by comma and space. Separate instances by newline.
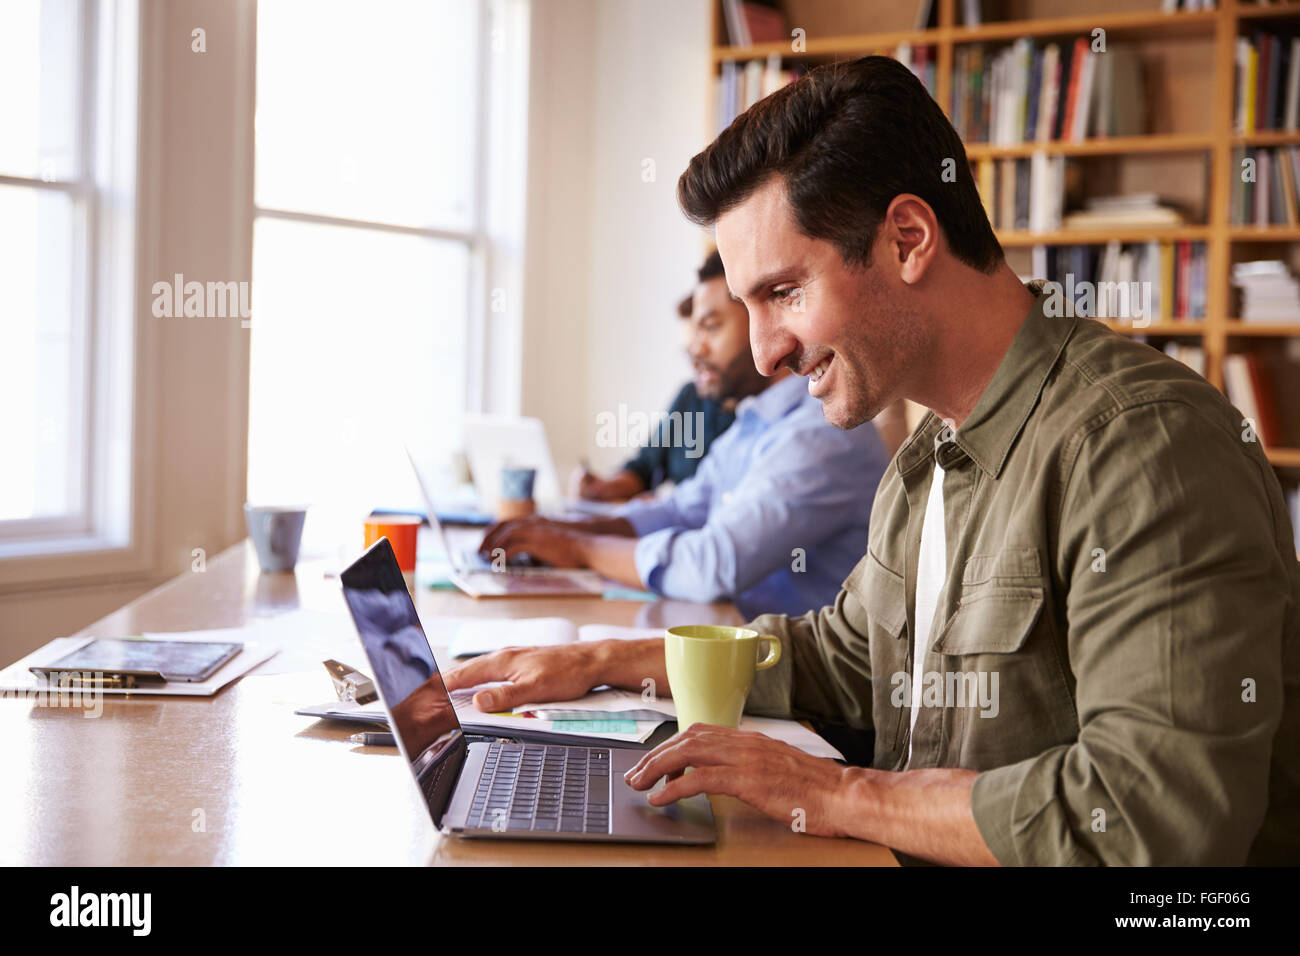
30, 638, 243, 684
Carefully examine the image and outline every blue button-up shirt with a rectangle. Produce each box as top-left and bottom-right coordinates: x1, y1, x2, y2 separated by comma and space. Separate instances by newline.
617, 373, 890, 619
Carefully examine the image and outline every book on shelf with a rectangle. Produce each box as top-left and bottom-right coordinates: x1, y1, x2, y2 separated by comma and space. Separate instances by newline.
714, 54, 803, 132
1231, 146, 1300, 226
721, 0, 786, 47
895, 43, 936, 99
1232, 259, 1300, 321
715, 46, 937, 131
973, 164, 1184, 235
1224, 353, 1282, 448
954, 39, 1144, 145
915, 0, 938, 31
1030, 240, 1206, 322
1235, 30, 1300, 134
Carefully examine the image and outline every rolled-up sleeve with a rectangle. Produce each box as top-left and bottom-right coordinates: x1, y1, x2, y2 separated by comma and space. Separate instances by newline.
629, 420, 879, 604
969, 402, 1289, 865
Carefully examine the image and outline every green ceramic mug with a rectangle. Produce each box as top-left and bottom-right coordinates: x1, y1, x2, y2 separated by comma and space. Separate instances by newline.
664, 625, 782, 731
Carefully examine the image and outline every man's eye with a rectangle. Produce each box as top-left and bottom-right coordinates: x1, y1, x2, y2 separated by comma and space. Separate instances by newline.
771, 287, 796, 301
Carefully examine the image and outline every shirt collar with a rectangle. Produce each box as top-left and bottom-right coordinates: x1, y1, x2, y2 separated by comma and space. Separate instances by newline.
733, 372, 807, 424
896, 286, 1076, 479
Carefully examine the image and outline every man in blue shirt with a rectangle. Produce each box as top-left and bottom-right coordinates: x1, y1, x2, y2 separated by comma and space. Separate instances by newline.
478, 252, 889, 619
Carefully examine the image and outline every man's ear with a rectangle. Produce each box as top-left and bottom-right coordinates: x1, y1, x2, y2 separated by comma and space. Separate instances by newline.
883, 194, 938, 286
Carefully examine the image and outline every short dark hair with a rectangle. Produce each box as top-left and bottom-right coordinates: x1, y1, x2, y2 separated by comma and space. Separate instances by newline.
677, 249, 725, 319
698, 248, 725, 283
678, 56, 1002, 273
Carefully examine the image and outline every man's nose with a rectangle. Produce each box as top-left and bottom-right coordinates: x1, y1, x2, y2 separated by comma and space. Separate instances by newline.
749, 314, 792, 377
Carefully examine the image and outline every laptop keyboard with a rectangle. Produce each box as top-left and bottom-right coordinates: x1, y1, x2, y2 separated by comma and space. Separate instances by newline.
467, 743, 611, 834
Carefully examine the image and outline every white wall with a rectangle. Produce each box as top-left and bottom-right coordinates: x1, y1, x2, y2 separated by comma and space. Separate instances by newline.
522, 0, 713, 475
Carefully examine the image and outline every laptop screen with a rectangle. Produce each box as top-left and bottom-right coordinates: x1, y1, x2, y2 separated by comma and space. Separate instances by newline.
340, 537, 465, 825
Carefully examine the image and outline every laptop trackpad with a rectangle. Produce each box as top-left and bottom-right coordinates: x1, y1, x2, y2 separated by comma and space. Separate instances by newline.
610, 748, 717, 844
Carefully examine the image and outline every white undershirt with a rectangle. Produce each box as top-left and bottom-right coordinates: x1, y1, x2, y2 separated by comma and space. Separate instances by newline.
907, 459, 947, 769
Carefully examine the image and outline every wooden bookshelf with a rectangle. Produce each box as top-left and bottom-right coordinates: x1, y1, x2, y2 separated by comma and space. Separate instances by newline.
710, 0, 1300, 477
966, 131, 1215, 160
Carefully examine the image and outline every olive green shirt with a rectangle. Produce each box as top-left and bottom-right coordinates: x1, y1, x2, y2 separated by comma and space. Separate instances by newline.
746, 288, 1300, 866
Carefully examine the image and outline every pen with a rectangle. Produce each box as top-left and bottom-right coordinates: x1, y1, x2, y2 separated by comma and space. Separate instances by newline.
350, 731, 396, 746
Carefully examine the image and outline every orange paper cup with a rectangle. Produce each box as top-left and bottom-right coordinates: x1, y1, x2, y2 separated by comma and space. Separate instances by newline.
364, 514, 421, 573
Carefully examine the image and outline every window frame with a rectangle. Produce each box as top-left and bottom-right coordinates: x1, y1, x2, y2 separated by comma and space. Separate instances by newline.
0, 0, 156, 589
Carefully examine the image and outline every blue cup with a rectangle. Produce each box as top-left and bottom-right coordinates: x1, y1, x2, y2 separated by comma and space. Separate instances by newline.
500, 466, 537, 501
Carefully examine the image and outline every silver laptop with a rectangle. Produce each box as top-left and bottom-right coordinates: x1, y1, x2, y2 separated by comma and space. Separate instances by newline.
404, 445, 607, 598
340, 537, 716, 844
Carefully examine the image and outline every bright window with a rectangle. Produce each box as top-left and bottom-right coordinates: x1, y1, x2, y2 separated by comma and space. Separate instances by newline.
0, 0, 138, 557
249, 0, 527, 550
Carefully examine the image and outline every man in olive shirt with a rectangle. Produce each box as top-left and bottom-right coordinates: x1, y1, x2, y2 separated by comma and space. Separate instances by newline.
445, 56, 1299, 865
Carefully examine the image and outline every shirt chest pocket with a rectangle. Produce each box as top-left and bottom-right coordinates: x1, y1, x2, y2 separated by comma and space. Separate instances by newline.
927, 548, 1077, 766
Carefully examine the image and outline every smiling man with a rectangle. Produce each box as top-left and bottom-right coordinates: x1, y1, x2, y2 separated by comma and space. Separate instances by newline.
447, 56, 1300, 865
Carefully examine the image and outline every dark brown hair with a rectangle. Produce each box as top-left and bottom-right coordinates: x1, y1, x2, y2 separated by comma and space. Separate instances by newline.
678, 56, 1002, 273
697, 248, 725, 283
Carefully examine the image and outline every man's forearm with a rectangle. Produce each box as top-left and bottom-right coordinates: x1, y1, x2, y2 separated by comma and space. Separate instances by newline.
591, 637, 669, 698
838, 767, 1000, 866
567, 516, 638, 537
575, 533, 644, 588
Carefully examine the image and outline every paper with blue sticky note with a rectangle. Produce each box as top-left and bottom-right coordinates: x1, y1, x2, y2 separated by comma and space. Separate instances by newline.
550, 719, 640, 734
512, 688, 844, 760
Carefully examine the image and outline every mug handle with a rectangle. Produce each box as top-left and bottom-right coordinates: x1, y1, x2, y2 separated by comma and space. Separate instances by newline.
755, 635, 782, 671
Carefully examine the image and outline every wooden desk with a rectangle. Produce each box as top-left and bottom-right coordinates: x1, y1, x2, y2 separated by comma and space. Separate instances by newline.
0, 541, 896, 866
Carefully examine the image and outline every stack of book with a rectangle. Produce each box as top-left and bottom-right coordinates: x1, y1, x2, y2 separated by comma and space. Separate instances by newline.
1061, 193, 1186, 230
1231, 260, 1300, 320
715, 56, 803, 133
1034, 239, 1207, 321
952, 39, 1144, 144
1230, 146, 1300, 225
1223, 352, 1283, 447
1234, 31, 1300, 134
